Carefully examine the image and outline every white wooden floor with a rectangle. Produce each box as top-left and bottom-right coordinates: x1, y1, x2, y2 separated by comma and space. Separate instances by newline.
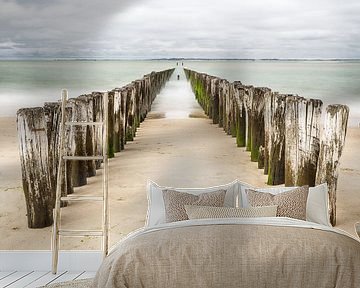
0, 250, 102, 287
0, 270, 95, 287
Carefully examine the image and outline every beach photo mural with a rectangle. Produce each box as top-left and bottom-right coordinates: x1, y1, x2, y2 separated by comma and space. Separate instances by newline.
0, 0, 359, 279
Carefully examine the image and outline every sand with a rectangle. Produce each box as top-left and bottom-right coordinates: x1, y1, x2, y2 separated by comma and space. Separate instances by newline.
0, 113, 359, 250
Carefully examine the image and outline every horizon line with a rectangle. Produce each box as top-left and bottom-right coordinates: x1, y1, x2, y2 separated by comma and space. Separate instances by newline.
1, 57, 360, 61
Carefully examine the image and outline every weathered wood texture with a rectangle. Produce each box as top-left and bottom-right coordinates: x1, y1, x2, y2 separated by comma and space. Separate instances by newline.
285, 96, 322, 187
113, 89, 122, 153
250, 88, 268, 162
17, 68, 174, 228
265, 93, 287, 185
78, 95, 97, 177
316, 105, 349, 226
233, 82, 246, 147
67, 98, 88, 187
44, 103, 61, 195
44, 102, 71, 204
17, 108, 53, 228
185, 69, 349, 222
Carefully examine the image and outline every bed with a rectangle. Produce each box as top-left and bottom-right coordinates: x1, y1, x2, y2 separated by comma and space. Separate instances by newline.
92, 180, 360, 288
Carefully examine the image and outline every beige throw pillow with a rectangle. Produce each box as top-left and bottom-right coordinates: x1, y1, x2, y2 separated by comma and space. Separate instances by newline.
162, 189, 226, 223
184, 205, 278, 219
245, 186, 309, 220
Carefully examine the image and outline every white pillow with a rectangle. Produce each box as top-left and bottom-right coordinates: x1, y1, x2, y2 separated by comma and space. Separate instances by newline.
146, 180, 239, 227
237, 180, 253, 208
240, 183, 330, 226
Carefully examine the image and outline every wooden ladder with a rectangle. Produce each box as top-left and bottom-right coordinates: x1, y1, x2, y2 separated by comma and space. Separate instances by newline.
51, 90, 109, 274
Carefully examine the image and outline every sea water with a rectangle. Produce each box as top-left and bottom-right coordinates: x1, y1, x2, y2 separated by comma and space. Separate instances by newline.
0, 60, 359, 125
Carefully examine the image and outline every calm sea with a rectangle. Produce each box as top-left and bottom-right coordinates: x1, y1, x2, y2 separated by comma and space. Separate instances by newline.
0, 60, 359, 126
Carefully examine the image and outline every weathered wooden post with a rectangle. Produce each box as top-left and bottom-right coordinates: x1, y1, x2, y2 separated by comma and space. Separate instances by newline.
143, 75, 151, 119
44, 102, 61, 194
258, 146, 265, 169
250, 87, 268, 162
285, 96, 322, 186
233, 83, 246, 147
266, 93, 287, 185
263, 93, 272, 174
67, 98, 88, 187
120, 88, 128, 149
107, 91, 115, 158
44, 102, 72, 202
92, 92, 104, 169
210, 77, 220, 124
113, 89, 122, 153
125, 85, 136, 141
229, 83, 237, 137
205, 75, 212, 118
218, 79, 225, 128
316, 105, 349, 226
223, 80, 232, 135
17, 107, 54, 228
133, 80, 142, 128
78, 94, 97, 177
242, 86, 254, 151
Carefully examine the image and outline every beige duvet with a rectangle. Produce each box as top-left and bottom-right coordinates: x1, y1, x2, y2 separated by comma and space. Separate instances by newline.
93, 218, 360, 288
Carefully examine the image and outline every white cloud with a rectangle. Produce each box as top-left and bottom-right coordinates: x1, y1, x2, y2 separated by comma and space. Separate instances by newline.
0, 0, 359, 58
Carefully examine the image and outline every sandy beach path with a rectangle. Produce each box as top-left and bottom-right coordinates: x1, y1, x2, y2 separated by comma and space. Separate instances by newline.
0, 69, 359, 250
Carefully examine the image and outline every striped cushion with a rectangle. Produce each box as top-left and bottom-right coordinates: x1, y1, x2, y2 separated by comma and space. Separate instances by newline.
184, 205, 278, 219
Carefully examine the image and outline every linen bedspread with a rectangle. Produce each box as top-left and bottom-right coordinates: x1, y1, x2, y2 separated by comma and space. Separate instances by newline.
93, 218, 360, 288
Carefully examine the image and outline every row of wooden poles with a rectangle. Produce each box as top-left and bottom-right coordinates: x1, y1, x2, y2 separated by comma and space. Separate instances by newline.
184, 69, 349, 226
17, 69, 174, 228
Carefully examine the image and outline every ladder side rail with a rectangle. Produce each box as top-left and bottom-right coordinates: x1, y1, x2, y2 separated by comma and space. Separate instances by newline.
52, 89, 68, 274
102, 92, 109, 258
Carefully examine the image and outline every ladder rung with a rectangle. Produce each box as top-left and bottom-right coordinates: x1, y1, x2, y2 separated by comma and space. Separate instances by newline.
58, 229, 103, 237
63, 156, 104, 160
61, 195, 103, 201
65, 121, 103, 126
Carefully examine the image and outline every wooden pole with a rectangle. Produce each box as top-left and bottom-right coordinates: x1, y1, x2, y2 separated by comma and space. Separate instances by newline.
316, 104, 349, 226
102, 92, 109, 258
229, 83, 237, 137
233, 83, 246, 147
243, 86, 254, 152
67, 98, 87, 187
120, 88, 127, 150
267, 93, 287, 185
222, 80, 231, 135
125, 86, 135, 141
107, 91, 115, 158
211, 77, 220, 124
285, 96, 322, 186
78, 94, 97, 177
92, 92, 104, 169
250, 87, 268, 162
17, 107, 53, 228
44, 102, 61, 201
113, 89, 121, 153
51, 89, 67, 273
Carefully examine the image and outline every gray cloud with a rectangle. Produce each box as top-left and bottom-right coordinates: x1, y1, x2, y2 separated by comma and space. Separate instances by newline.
0, 0, 360, 59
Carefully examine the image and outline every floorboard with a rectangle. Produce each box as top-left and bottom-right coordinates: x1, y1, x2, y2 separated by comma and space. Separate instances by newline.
0, 271, 32, 287
6, 271, 48, 288
23, 271, 66, 288
0, 272, 16, 281
0, 270, 96, 287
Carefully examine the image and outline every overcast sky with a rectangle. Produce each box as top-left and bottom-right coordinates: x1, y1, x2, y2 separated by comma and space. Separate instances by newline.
1, 0, 359, 59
